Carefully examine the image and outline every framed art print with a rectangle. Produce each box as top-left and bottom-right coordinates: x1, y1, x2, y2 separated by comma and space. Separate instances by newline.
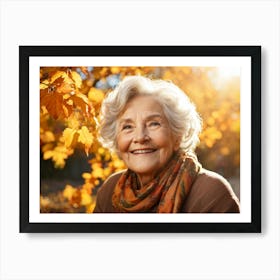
19, 46, 261, 233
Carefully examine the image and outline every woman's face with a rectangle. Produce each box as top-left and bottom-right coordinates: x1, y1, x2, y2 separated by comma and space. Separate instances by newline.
116, 95, 180, 186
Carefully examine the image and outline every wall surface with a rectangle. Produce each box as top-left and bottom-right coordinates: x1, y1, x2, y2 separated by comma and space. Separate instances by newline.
0, 0, 279, 279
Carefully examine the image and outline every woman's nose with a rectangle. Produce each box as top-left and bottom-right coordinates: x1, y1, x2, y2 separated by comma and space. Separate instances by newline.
133, 126, 150, 143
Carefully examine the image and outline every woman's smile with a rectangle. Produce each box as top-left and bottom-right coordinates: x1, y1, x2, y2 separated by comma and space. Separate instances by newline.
129, 148, 157, 154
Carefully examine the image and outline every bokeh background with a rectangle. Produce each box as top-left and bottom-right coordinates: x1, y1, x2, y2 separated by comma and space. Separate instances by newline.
40, 66, 240, 213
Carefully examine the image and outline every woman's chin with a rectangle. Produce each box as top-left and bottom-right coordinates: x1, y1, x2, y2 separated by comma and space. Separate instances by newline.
131, 165, 157, 174
129, 160, 163, 184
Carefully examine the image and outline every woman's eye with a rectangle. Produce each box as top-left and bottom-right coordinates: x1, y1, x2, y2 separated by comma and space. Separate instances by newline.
149, 121, 160, 127
122, 124, 133, 130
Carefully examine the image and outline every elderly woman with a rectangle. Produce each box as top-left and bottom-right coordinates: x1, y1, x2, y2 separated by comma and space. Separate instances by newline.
94, 76, 240, 213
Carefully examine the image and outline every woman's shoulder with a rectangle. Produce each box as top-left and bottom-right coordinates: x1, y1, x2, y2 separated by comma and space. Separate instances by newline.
93, 170, 125, 212
183, 168, 240, 213
97, 170, 125, 196
196, 168, 233, 191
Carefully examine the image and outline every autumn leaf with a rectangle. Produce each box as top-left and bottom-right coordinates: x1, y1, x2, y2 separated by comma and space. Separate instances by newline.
56, 80, 74, 95
49, 71, 68, 84
42, 143, 54, 153
77, 126, 94, 155
40, 196, 50, 208
40, 70, 88, 119
86, 202, 96, 214
40, 82, 48, 90
40, 88, 72, 119
62, 128, 77, 148
82, 172, 92, 180
80, 189, 92, 206
70, 93, 90, 113
69, 189, 81, 208
92, 166, 105, 179
70, 71, 82, 88
110, 67, 120, 74
88, 87, 104, 104
40, 130, 55, 143
67, 113, 81, 129
63, 185, 76, 201
41, 91, 90, 120
43, 145, 73, 168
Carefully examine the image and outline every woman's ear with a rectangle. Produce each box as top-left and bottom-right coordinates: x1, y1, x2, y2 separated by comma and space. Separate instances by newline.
115, 147, 122, 160
173, 135, 182, 151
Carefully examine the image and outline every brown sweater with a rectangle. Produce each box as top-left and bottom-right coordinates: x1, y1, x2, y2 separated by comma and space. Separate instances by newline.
94, 169, 240, 213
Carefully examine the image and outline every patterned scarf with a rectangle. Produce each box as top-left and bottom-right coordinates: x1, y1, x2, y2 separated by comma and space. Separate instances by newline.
112, 151, 201, 213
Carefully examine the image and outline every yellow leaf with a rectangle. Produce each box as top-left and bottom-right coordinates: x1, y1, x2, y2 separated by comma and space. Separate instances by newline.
82, 172, 92, 179
88, 87, 104, 104
92, 167, 104, 179
40, 81, 49, 89
67, 113, 81, 129
52, 147, 70, 168
40, 105, 48, 115
63, 93, 71, 99
42, 143, 54, 153
71, 71, 82, 88
66, 99, 73, 106
230, 120, 240, 132
43, 150, 54, 160
80, 189, 92, 206
62, 128, 77, 148
40, 196, 50, 207
83, 182, 94, 193
110, 67, 120, 74
62, 105, 69, 117
56, 80, 74, 95
104, 167, 113, 177
113, 159, 126, 170
43, 146, 73, 168
86, 202, 96, 213
206, 117, 215, 126
40, 131, 55, 143
63, 185, 76, 200
205, 139, 214, 148
97, 147, 105, 155
78, 126, 94, 155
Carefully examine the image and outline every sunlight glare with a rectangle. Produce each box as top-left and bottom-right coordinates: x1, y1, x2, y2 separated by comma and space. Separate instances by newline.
218, 67, 240, 79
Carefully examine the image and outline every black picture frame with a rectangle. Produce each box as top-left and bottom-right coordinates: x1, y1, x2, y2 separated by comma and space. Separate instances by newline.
19, 46, 261, 233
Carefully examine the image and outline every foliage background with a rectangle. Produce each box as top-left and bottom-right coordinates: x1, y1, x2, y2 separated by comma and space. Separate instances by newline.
40, 66, 240, 213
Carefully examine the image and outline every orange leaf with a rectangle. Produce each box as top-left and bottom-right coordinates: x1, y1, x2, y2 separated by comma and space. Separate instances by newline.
40, 88, 72, 119
70, 93, 90, 114
49, 71, 68, 83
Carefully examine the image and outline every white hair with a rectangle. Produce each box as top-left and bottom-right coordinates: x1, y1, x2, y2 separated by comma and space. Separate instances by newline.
98, 75, 202, 153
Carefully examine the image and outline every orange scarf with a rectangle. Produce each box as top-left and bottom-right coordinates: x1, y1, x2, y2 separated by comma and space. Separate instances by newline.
112, 151, 201, 213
